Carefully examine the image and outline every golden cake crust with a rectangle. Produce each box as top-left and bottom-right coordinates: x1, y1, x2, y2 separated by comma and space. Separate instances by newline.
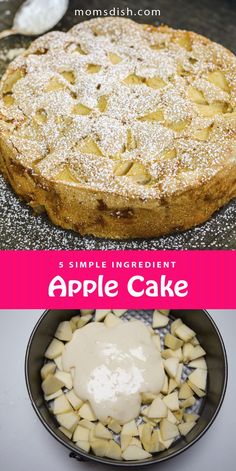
0, 17, 236, 239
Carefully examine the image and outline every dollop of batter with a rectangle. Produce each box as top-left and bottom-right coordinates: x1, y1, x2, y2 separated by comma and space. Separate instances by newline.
62, 320, 165, 424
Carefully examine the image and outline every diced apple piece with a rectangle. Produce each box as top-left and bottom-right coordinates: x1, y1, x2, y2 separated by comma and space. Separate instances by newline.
149, 430, 160, 452
76, 440, 90, 452
141, 406, 150, 417
121, 434, 132, 451
146, 76, 166, 89
91, 439, 109, 457
70, 318, 79, 332
127, 161, 151, 184
89, 428, 96, 442
160, 419, 179, 441
179, 382, 193, 400
188, 86, 207, 104
164, 333, 183, 350
152, 334, 161, 351
100, 418, 110, 428
175, 324, 195, 342
159, 310, 170, 316
143, 417, 156, 427
175, 363, 183, 385
54, 394, 72, 414
207, 70, 229, 92
168, 378, 178, 394
80, 310, 94, 316
141, 392, 157, 404
54, 356, 63, 371
55, 321, 73, 341
161, 375, 169, 395
3, 69, 26, 96
187, 380, 206, 397
122, 445, 152, 460
191, 336, 200, 346
180, 396, 196, 409
104, 313, 123, 327
148, 326, 155, 336
193, 127, 212, 141
139, 110, 164, 122
157, 429, 174, 449
157, 437, 172, 452
173, 410, 184, 423
177, 349, 184, 361
183, 343, 195, 362
112, 309, 127, 317
188, 368, 207, 391
179, 421, 196, 436
66, 389, 83, 410
155, 430, 167, 450
163, 357, 179, 378
140, 423, 152, 451
184, 413, 200, 423
162, 348, 183, 361
197, 102, 227, 117
56, 411, 79, 431
189, 357, 207, 369
138, 424, 144, 437
68, 317, 78, 331
77, 314, 92, 328
95, 422, 112, 440
79, 402, 97, 421
41, 362, 56, 380
54, 371, 73, 390
153, 311, 169, 328
95, 309, 111, 322
122, 420, 138, 436
130, 438, 142, 448
163, 392, 179, 411
88, 430, 96, 443
189, 345, 206, 361
59, 426, 73, 439
87, 64, 101, 74
108, 418, 122, 434
148, 396, 168, 419
70, 315, 80, 324
42, 374, 64, 395
79, 419, 95, 430
167, 409, 178, 424
106, 440, 122, 460
174, 32, 192, 51
171, 318, 183, 335
73, 424, 90, 442
45, 338, 65, 359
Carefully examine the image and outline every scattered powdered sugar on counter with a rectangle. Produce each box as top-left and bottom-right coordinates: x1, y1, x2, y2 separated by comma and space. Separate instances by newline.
0, 175, 235, 249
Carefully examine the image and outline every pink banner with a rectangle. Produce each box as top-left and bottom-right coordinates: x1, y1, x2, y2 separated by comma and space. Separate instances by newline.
0, 250, 235, 308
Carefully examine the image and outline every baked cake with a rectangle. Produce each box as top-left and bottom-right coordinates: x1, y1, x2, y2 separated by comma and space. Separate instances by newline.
0, 17, 235, 239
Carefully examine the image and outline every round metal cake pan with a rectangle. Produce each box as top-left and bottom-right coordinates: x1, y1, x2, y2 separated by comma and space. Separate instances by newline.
25, 309, 228, 466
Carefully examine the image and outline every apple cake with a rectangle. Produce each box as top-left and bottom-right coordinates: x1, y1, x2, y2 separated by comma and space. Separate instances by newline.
0, 17, 235, 239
